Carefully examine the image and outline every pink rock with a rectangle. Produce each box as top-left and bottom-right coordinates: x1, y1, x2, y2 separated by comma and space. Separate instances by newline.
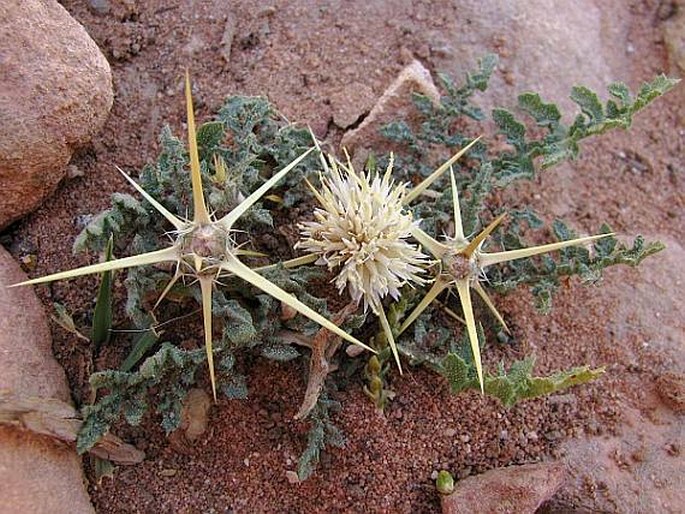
0, 0, 113, 229
0, 426, 95, 514
0, 245, 95, 513
0, 245, 70, 400
340, 60, 440, 164
440, 462, 566, 514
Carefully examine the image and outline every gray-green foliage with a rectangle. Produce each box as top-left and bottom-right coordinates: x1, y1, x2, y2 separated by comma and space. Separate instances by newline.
75, 96, 329, 456
71, 57, 675, 474
78, 343, 248, 453
440, 353, 604, 407
297, 391, 345, 481
491, 74, 677, 184
78, 343, 206, 452
382, 55, 675, 313
487, 219, 665, 312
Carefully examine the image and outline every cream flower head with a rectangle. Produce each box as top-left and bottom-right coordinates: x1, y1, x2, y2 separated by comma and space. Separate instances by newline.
297, 152, 428, 315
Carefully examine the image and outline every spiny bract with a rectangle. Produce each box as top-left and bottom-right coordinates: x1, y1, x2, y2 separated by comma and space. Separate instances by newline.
12, 72, 373, 401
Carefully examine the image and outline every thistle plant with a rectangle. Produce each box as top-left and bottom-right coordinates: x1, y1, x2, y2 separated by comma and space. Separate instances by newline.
13, 72, 371, 401
296, 143, 428, 371
8, 54, 675, 479
378, 55, 677, 395
400, 160, 611, 391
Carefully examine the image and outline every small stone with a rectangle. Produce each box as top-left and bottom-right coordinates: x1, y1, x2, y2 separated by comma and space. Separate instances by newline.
444, 428, 457, 438
159, 469, 177, 477
87, 0, 110, 15
285, 470, 300, 484
346, 344, 365, 358
280, 302, 297, 321
66, 164, 84, 179
440, 462, 566, 514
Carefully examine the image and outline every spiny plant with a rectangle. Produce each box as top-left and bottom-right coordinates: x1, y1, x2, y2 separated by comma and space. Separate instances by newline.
371, 55, 677, 399
11, 56, 676, 479
397, 161, 611, 391
296, 140, 430, 373
12, 72, 372, 403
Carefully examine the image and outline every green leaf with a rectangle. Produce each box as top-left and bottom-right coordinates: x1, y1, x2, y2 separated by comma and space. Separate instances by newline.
570, 86, 604, 122
261, 343, 300, 362
441, 353, 472, 393
196, 121, 225, 156
438, 353, 604, 406
91, 235, 114, 351
492, 109, 526, 150
120, 331, 159, 372
518, 92, 562, 127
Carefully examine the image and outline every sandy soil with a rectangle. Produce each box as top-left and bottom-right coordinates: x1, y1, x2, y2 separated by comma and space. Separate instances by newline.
4, 0, 684, 512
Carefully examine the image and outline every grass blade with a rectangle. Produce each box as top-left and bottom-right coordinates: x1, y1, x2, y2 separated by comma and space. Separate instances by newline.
91, 236, 114, 351
120, 330, 159, 372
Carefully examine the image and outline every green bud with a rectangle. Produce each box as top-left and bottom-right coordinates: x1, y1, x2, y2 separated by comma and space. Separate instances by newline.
436, 470, 454, 495
367, 356, 382, 376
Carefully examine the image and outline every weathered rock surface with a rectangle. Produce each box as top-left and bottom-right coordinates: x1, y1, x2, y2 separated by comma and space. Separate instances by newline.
0, 426, 95, 514
0, 245, 70, 400
0, 390, 145, 465
340, 60, 439, 163
342, 0, 638, 166
0, 246, 95, 513
440, 461, 566, 514
0, 0, 113, 229
548, 236, 685, 513
422, 0, 631, 114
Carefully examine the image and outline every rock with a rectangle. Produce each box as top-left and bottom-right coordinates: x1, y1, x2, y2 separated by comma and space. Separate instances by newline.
440, 462, 566, 514
87, 0, 110, 15
0, 390, 145, 465
545, 236, 685, 513
180, 388, 212, 442
169, 388, 212, 453
663, 4, 685, 74
424, 0, 631, 116
0, 245, 70, 401
340, 60, 440, 163
0, 426, 95, 514
607, 235, 684, 372
556, 402, 685, 513
329, 83, 376, 129
0, 246, 95, 512
0, 0, 113, 229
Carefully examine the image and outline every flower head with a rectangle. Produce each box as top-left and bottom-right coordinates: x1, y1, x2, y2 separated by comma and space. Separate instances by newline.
297, 154, 428, 314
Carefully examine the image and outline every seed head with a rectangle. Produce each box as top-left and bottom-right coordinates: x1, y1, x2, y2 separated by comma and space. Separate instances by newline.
297, 155, 428, 313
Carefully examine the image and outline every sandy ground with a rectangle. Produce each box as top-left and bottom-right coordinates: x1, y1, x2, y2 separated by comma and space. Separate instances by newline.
4, 0, 684, 512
